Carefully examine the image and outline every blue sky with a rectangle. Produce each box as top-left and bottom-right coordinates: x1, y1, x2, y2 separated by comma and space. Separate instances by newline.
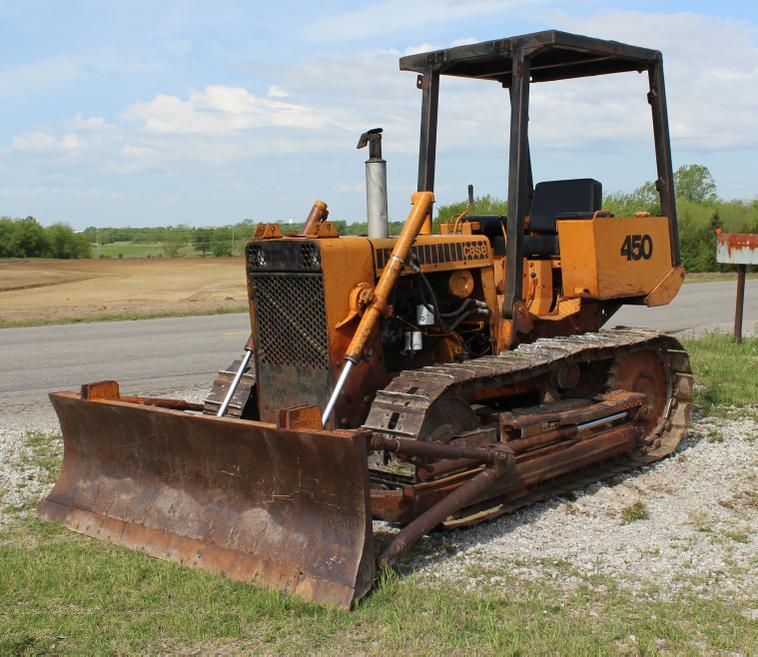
1, 1, 757, 229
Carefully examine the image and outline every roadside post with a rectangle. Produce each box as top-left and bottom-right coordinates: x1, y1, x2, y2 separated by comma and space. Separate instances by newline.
716, 232, 757, 344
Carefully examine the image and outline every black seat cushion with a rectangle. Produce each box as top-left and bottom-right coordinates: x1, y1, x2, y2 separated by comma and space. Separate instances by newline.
523, 234, 558, 257
529, 179, 602, 234
468, 215, 506, 238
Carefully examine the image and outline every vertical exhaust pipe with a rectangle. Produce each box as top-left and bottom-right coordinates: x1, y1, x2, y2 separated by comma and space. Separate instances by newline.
357, 128, 388, 239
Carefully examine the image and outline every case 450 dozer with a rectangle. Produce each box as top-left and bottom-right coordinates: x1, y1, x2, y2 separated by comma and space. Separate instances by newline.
39, 31, 693, 609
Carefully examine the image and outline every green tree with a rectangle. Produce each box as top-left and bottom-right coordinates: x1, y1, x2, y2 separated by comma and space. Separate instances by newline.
210, 228, 232, 257
674, 164, 718, 204
13, 217, 49, 257
604, 180, 660, 216
0, 217, 19, 257
436, 194, 507, 226
162, 233, 186, 258
192, 228, 213, 256
433, 195, 508, 233
45, 223, 92, 259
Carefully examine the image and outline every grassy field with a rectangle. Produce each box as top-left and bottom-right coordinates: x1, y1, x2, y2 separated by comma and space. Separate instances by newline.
1, 334, 756, 655
96, 241, 197, 259
2, 521, 752, 656
684, 270, 757, 283
0, 304, 248, 329
682, 332, 758, 416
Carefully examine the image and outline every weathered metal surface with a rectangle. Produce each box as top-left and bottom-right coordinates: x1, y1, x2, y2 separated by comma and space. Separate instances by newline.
38, 391, 375, 610
369, 433, 514, 466
41, 331, 692, 608
734, 265, 747, 344
202, 357, 256, 417
715, 233, 755, 343
365, 329, 685, 440
399, 31, 663, 82
366, 329, 693, 525
378, 460, 511, 568
716, 232, 758, 265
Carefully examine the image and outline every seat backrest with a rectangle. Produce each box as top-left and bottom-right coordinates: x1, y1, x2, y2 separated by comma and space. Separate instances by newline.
529, 178, 602, 234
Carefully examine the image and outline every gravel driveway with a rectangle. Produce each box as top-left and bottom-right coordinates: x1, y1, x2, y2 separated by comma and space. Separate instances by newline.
400, 413, 757, 605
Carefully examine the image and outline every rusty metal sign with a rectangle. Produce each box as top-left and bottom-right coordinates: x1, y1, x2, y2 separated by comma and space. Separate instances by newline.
716, 232, 758, 265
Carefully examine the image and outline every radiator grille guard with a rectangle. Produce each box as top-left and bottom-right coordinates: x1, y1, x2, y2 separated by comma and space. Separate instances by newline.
251, 272, 329, 369
246, 240, 332, 421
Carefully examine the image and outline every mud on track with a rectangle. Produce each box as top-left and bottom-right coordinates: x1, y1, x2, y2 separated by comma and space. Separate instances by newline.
0, 258, 248, 324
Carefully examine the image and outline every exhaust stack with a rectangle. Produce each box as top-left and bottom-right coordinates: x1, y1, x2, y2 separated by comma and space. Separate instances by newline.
357, 128, 388, 239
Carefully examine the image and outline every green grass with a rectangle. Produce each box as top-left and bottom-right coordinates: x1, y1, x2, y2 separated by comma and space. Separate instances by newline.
684, 270, 758, 283
96, 241, 197, 258
0, 305, 247, 329
1, 512, 755, 656
724, 531, 750, 544
95, 241, 245, 258
621, 500, 649, 524
681, 332, 758, 416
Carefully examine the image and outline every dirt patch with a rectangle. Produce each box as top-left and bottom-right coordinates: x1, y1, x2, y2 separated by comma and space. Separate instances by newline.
0, 258, 248, 323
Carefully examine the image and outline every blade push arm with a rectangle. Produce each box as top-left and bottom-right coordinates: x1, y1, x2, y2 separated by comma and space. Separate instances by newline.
321, 191, 434, 426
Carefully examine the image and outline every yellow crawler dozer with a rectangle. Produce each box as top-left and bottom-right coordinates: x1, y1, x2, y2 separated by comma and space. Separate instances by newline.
39, 31, 692, 609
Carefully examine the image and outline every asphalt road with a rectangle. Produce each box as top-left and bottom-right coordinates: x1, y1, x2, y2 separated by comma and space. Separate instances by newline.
1, 279, 754, 411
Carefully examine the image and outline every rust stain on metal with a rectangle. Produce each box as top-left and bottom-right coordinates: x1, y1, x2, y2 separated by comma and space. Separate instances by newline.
38, 391, 375, 610
717, 232, 758, 265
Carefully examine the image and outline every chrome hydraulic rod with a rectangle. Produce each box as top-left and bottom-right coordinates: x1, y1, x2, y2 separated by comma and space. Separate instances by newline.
217, 348, 253, 417
321, 360, 353, 426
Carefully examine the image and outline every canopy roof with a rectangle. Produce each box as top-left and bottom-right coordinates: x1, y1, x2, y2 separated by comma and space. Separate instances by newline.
399, 30, 660, 84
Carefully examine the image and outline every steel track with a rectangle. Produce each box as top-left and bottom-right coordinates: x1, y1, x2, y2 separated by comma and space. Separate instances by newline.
363, 328, 693, 527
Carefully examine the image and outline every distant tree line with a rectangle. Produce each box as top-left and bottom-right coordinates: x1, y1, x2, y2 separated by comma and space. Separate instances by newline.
0, 217, 91, 259
2, 164, 755, 270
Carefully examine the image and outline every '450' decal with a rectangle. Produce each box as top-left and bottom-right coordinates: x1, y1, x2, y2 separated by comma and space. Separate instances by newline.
620, 234, 653, 260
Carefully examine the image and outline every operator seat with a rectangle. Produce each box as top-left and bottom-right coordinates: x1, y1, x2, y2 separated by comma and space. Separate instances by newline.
524, 178, 602, 257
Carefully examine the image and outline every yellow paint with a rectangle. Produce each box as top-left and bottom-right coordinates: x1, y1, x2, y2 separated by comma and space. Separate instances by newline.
523, 259, 553, 315
645, 264, 685, 307
557, 216, 674, 300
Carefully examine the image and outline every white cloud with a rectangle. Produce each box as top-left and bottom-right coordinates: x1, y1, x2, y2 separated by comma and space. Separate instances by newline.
266, 85, 289, 98
546, 10, 758, 151
6, 10, 758, 227
451, 37, 479, 47
60, 133, 82, 150
11, 131, 57, 151
11, 130, 86, 152
70, 114, 111, 131
121, 143, 156, 158
404, 43, 437, 55
122, 84, 355, 135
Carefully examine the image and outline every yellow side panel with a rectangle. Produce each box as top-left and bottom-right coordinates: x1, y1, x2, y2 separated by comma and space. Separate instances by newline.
319, 237, 376, 358
558, 216, 673, 300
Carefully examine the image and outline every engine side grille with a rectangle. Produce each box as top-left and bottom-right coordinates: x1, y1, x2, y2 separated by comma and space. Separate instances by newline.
251, 272, 329, 369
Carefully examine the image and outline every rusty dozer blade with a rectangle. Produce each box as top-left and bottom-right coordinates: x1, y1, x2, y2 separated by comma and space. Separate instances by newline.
37, 386, 375, 610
